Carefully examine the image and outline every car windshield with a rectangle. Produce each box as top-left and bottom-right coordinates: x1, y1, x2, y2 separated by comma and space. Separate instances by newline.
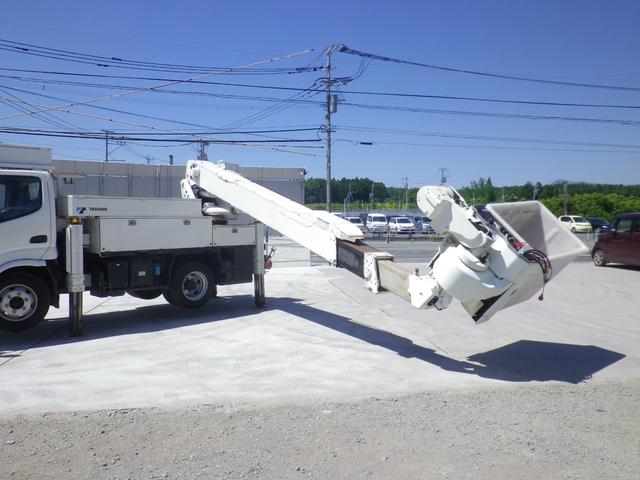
371, 216, 386, 222
397, 218, 411, 224
348, 218, 362, 224
573, 217, 588, 223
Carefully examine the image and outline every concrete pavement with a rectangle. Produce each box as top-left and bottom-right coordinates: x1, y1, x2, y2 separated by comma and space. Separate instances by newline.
0, 257, 637, 415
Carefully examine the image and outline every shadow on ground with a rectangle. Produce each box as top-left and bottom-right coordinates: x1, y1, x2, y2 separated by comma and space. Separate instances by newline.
1, 295, 625, 384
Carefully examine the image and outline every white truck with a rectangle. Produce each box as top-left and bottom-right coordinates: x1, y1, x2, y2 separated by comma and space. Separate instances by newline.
0, 145, 587, 335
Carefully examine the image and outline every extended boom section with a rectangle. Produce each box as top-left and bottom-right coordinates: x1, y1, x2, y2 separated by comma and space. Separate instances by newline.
183, 161, 363, 264
183, 161, 587, 323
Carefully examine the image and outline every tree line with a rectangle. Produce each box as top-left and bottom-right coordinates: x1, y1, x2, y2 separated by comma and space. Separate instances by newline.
305, 176, 640, 221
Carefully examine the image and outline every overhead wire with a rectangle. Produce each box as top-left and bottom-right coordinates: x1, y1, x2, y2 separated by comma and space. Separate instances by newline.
0, 38, 322, 75
3, 81, 637, 128
333, 139, 640, 154
335, 125, 640, 149
3, 67, 640, 110
0, 126, 323, 144
0, 47, 314, 121
0, 82, 329, 134
339, 45, 640, 92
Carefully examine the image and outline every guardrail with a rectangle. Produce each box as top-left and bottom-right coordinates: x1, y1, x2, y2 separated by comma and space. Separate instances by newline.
363, 228, 442, 242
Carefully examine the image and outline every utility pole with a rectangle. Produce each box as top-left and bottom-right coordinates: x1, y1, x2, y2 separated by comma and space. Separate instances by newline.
370, 182, 375, 210
438, 167, 450, 184
198, 141, 209, 161
104, 130, 110, 162
402, 176, 409, 213
324, 44, 339, 212
344, 182, 352, 216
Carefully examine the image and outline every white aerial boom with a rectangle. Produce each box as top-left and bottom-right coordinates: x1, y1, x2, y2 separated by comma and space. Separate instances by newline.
183, 161, 587, 323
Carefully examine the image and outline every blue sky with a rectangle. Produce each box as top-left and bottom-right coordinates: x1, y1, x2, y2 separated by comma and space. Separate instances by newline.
1, 0, 639, 188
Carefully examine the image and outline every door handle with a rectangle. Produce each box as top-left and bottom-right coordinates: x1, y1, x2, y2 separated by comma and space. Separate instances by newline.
29, 235, 48, 244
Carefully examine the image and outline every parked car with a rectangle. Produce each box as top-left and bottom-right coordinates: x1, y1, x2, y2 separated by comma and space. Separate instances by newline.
586, 217, 611, 232
388, 216, 416, 234
366, 213, 388, 234
413, 215, 435, 234
346, 216, 364, 232
559, 215, 592, 233
592, 213, 640, 267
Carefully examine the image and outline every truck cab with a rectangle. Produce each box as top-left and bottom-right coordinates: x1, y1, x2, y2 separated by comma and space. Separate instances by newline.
0, 147, 60, 331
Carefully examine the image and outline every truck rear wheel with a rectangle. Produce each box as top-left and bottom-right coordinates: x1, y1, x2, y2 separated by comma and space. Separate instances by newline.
164, 262, 214, 309
0, 273, 50, 332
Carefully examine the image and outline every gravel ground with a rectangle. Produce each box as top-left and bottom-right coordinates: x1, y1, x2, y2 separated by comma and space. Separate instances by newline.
2, 381, 638, 480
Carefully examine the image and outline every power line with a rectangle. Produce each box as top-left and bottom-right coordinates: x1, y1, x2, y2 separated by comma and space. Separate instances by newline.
0, 126, 323, 144
339, 45, 640, 92
340, 101, 640, 126
335, 125, 640, 149
0, 38, 322, 75
0, 88, 85, 132
0, 84, 321, 142
3, 68, 640, 109
0, 48, 313, 121
333, 138, 640, 154
4, 82, 637, 129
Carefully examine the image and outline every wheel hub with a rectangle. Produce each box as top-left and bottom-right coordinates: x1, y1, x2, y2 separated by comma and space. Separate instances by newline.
9, 296, 25, 310
181, 271, 208, 301
0, 284, 38, 321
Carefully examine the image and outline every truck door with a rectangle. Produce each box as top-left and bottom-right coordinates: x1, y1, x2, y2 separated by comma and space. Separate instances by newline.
0, 173, 53, 268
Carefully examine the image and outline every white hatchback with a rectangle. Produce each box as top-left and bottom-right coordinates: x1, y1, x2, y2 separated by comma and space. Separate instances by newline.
559, 215, 592, 233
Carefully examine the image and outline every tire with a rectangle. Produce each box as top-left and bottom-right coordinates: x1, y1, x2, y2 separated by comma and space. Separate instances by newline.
571, 227, 577, 233
164, 262, 214, 309
127, 289, 163, 300
0, 273, 50, 332
592, 249, 607, 267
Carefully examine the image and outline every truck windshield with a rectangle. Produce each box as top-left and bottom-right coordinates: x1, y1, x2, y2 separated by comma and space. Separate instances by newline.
0, 175, 42, 223
371, 216, 386, 222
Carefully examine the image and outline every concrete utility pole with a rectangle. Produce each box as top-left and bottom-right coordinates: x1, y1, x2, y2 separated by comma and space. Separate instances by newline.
369, 182, 375, 210
344, 182, 352, 216
402, 176, 409, 213
198, 141, 209, 161
438, 167, 450, 184
104, 130, 110, 162
324, 44, 339, 212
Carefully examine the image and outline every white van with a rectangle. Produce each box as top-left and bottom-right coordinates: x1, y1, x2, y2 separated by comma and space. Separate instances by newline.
366, 213, 388, 233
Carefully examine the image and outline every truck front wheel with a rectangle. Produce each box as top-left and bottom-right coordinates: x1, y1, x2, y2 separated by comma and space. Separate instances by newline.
0, 273, 50, 332
164, 262, 214, 309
